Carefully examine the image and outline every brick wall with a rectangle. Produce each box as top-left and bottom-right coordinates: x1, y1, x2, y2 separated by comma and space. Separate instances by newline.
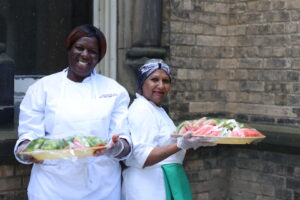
0, 163, 30, 199
184, 145, 300, 200
162, 0, 300, 126
161, 0, 300, 199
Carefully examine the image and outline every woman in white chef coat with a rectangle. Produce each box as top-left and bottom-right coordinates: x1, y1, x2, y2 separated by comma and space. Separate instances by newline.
122, 59, 216, 200
14, 24, 131, 200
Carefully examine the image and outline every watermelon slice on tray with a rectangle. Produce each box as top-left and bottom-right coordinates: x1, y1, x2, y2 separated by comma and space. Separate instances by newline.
173, 117, 266, 144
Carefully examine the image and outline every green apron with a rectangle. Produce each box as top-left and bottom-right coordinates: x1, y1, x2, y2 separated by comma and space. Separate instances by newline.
161, 163, 193, 200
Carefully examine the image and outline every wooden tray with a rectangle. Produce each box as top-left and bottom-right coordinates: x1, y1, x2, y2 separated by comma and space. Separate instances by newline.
19, 146, 107, 160
171, 134, 266, 144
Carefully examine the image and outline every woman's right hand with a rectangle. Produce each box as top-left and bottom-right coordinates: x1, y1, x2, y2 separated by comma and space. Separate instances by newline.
16, 140, 43, 164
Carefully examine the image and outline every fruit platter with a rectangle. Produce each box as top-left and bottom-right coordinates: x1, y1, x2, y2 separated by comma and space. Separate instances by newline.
173, 117, 266, 144
19, 135, 107, 160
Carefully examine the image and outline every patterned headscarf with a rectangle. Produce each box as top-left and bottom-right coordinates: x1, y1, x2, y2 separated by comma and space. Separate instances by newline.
137, 59, 172, 93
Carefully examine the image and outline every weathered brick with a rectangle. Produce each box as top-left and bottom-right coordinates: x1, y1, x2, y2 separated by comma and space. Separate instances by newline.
259, 47, 273, 57
187, 23, 204, 34
231, 168, 258, 182
255, 196, 275, 200
292, 59, 300, 69
0, 166, 13, 177
238, 13, 263, 24
261, 183, 275, 196
291, 35, 300, 45
285, 22, 298, 33
15, 190, 28, 200
287, 95, 300, 105
169, 21, 184, 33
202, 24, 217, 35
294, 190, 300, 200
203, 2, 229, 13
198, 91, 226, 101
271, 23, 285, 34
226, 103, 297, 118
193, 192, 209, 200
189, 102, 225, 113
177, 69, 203, 80
264, 11, 290, 23
170, 33, 196, 45
196, 36, 224, 46
0, 192, 15, 200
182, 0, 193, 10
229, 2, 246, 13
0, 177, 22, 191
240, 59, 263, 69
170, 45, 191, 57
220, 59, 240, 69
286, 0, 300, 9
292, 82, 300, 94
240, 81, 265, 92
22, 176, 30, 189
248, 1, 271, 11
251, 115, 275, 123
275, 188, 293, 200
218, 47, 233, 58
227, 25, 246, 36
216, 26, 227, 36
291, 10, 300, 21
286, 177, 300, 190
229, 191, 256, 200
226, 92, 247, 102
272, 1, 286, 10
293, 108, 300, 117
230, 179, 262, 194
275, 94, 287, 105
272, 47, 286, 57
264, 58, 290, 69
201, 59, 221, 69
15, 164, 31, 176
257, 173, 285, 186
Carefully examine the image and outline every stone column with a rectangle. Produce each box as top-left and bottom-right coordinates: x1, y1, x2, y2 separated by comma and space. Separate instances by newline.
0, 43, 15, 125
125, 0, 167, 81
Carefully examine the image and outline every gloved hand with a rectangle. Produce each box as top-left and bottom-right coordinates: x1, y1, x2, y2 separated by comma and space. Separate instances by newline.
177, 131, 216, 150
16, 140, 32, 162
16, 140, 43, 163
94, 135, 125, 158
107, 135, 125, 157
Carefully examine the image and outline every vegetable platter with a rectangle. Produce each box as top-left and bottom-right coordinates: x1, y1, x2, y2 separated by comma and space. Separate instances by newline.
19, 135, 107, 160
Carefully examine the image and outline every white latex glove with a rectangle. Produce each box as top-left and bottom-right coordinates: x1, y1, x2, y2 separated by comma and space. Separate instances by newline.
16, 140, 44, 164
16, 140, 32, 162
105, 135, 125, 158
177, 131, 216, 150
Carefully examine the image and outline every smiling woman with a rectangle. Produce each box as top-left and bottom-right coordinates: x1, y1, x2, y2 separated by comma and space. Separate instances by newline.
13, 24, 132, 200
65, 25, 105, 82
122, 59, 216, 200
141, 69, 171, 106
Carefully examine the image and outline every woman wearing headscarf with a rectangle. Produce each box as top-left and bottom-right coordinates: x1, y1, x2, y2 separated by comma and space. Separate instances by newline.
14, 24, 131, 200
122, 59, 215, 200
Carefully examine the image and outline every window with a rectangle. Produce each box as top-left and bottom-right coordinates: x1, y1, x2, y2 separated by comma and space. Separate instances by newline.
0, 0, 93, 75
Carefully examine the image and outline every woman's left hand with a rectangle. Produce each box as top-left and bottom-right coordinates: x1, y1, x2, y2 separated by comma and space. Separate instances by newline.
93, 135, 124, 157
177, 131, 217, 150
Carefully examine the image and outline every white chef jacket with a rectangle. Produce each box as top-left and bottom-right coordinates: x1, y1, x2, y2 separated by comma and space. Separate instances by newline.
14, 69, 131, 200
122, 94, 185, 200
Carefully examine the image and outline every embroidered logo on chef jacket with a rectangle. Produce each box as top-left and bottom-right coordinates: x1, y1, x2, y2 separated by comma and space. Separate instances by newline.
98, 93, 117, 98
